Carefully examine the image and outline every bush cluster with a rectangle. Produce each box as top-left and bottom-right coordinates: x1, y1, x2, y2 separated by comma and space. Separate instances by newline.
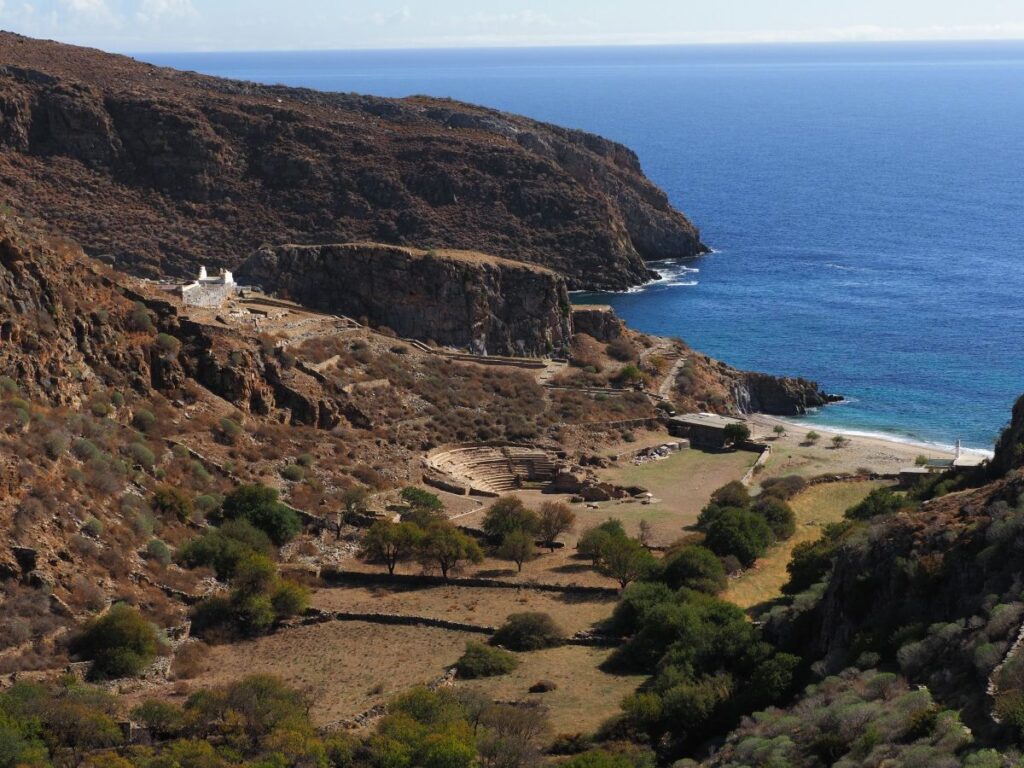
455, 641, 519, 678
69, 603, 162, 680
696, 481, 797, 567
603, 583, 799, 757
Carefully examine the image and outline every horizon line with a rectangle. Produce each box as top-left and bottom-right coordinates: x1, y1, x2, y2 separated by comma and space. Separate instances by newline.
123, 35, 1024, 57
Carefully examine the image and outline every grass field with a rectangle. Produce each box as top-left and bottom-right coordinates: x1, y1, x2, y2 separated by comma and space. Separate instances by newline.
139, 622, 468, 725
310, 584, 617, 635
144, 620, 636, 737
455, 645, 644, 735
722, 480, 884, 610
591, 448, 757, 545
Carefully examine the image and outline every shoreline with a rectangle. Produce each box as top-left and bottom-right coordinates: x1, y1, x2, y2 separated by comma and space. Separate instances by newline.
747, 413, 991, 480
759, 412, 994, 459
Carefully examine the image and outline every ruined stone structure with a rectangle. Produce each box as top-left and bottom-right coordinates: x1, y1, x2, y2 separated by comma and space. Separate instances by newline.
180, 265, 236, 308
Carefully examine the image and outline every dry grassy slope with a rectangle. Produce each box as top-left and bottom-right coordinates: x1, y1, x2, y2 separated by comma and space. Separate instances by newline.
0, 32, 706, 290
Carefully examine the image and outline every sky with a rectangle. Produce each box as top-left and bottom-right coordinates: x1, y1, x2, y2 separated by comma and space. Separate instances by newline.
2, 0, 1024, 52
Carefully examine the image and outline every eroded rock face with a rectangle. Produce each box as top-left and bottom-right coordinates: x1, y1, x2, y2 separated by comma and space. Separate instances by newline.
571, 305, 625, 342
733, 371, 841, 416
240, 243, 573, 357
0, 33, 707, 289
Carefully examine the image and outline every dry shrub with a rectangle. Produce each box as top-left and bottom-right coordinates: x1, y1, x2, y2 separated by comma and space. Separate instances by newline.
67, 575, 106, 611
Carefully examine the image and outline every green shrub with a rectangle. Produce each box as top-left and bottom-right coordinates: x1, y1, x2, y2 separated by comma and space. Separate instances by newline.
125, 442, 156, 468
70, 603, 160, 679
194, 493, 223, 516
221, 484, 301, 546
753, 496, 797, 540
129, 303, 155, 332
710, 481, 751, 509
490, 612, 563, 651
455, 641, 519, 679
72, 438, 100, 461
152, 485, 194, 522
783, 520, 859, 594
132, 407, 157, 433
219, 417, 243, 444
703, 508, 774, 567
145, 539, 172, 566
130, 699, 184, 740
177, 519, 273, 580
846, 487, 908, 520
659, 545, 727, 594
280, 463, 305, 482
297, 453, 316, 468
270, 580, 310, 618
154, 333, 181, 357
82, 516, 104, 538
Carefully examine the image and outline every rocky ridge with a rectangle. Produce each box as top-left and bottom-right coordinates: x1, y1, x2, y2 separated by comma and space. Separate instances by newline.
0, 32, 706, 290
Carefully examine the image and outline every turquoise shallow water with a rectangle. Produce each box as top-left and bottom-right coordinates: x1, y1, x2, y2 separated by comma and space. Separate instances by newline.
141, 42, 1024, 450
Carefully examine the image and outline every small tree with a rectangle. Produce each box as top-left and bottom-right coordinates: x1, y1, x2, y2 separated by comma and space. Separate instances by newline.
497, 530, 535, 573
577, 518, 627, 566
710, 480, 751, 509
418, 522, 483, 580
831, 435, 850, 449
359, 520, 424, 574
538, 501, 575, 551
482, 496, 539, 542
723, 422, 751, 448
597, 536, 657, 589
805, 431, 821, 446
400, 486, 444, 527
773, 424, 786, 439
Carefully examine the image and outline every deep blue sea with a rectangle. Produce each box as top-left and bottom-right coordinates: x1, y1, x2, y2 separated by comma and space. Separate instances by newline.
139, 43, 1024, 450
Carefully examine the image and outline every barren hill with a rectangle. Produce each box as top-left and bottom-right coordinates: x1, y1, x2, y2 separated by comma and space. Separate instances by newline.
0, 32, 706, 289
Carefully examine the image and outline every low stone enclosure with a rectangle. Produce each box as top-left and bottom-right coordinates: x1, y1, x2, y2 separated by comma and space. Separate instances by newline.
425, 443, 565, 496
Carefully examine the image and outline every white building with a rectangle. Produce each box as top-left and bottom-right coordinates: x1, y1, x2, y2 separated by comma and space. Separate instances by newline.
181, 266, 237, 308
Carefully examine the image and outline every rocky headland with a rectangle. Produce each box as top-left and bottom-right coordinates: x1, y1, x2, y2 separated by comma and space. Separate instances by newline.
0, 32, 705, 290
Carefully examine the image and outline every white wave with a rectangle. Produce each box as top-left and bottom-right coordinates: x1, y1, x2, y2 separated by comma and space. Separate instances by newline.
662, 280, 698, 287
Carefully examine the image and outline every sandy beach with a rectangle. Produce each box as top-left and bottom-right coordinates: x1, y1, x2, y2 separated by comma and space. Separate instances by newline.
746, 413, 991, 480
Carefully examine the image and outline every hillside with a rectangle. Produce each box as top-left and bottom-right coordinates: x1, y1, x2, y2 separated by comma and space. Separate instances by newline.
0, 32, 706, 290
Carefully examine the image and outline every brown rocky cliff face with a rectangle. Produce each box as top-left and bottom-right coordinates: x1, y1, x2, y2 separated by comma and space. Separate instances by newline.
990, 393, 1024, 477
0, 33, 707, 290
0, 220, 151, 405
240, 243, 573, 357
733, 371, 841, 416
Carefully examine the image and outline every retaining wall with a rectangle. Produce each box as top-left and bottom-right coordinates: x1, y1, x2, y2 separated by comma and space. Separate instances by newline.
320, 568, 620, 597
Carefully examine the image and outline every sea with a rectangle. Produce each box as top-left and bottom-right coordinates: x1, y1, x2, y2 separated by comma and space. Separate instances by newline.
138, 42, 1024, 451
